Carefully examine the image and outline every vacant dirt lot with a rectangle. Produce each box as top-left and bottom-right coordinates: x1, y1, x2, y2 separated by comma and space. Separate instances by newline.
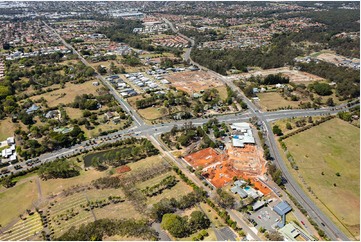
231, 67, 324, 83
165, 70, 224, 94
316, 53, 345, 65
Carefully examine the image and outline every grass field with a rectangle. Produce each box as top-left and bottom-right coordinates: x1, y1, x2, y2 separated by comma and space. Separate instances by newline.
0, 117, 26, 141
103, 235, 144, 241
199, 202, 225, 228
215, 86, 228, 101
138, 107, 165, 120
82, 120, 126, 139
48, 192, 93, 238
127, 155, 164, 171
63, 107, 83, 119
136, 171, 174, 190
30, 81, 100, 108
0, 180, 38, 227
0, 212, 43, 241
273, 116, 323, 136
40, 169, 107, 197
145, 176, 193, 206
257, 92, 299, 111
95, 199, 144, 221
281, 118, 360, 239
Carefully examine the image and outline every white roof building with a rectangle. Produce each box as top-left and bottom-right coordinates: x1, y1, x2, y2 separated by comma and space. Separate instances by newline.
7, 136, 15, 145
2, 148, 12, 158
230, 123, 255, 147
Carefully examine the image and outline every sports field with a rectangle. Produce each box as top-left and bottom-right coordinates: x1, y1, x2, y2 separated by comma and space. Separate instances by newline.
282, 118, 360, 239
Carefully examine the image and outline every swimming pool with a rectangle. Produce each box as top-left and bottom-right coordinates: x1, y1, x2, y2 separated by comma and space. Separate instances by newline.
244, 186, 250, 191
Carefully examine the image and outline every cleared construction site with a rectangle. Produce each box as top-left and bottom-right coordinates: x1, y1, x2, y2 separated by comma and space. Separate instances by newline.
184, 146, 270, 195
183, 123, 270, 194
165, 70, 224, 94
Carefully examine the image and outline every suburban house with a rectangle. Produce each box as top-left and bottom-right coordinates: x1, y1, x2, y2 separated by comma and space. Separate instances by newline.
230, 179, 263, 199
104, 111, 121, 124
44, 110, 60, 119
1, 136, 17, 163
26, 104, 40, 114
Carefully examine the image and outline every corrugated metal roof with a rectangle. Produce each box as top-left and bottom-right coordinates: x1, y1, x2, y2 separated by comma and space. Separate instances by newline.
274, 201, 292, 216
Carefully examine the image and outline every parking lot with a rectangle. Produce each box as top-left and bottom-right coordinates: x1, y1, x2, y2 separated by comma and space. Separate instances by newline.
249, 205, 280, 231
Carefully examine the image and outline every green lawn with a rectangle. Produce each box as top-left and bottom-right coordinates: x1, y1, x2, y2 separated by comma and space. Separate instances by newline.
282, 118, 360, 239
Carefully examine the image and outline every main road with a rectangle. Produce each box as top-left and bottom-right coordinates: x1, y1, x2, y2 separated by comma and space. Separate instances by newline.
5, 20, 354, 241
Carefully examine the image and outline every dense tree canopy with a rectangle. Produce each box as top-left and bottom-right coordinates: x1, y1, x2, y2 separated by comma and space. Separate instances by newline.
38, 159, 81, 180
57, 218, 157, 241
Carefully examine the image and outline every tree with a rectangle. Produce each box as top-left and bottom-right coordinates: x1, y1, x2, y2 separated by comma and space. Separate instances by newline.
268, 231, 284, 241
311, 82, 332, 96
326, 97, 335, 106
1, 175, 16, 188
337, 111, 352, 122
38, 159, 81, 179
151, 198, 177, 221
188, 211, 211, 232
272, 125, 283, 136
96, 65, 107, 74
215, 189, 235, 208
286, 122, 292, 130
161, 214, 190, 238
3, 42, 10, 50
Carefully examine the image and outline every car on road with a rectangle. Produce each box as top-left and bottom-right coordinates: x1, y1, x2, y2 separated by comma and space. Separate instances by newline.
1, 168, 10, 174
14, 165, 22, 170
321, 222, 325, 226
301, 221, 305, 225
